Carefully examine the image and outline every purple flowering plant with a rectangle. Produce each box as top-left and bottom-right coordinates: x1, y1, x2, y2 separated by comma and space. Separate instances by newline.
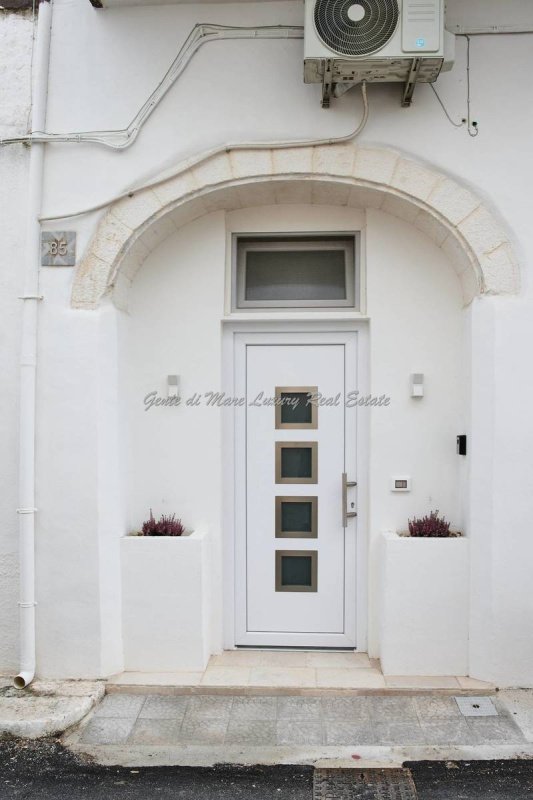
408, 510, 452, 538
140, 509, 185, 537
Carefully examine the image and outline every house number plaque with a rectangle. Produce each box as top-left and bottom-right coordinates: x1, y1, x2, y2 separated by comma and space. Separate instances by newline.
41, 231, 76, 266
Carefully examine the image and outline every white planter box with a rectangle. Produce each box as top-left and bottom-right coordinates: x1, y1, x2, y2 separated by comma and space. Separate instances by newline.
380, 531, 469, 676
120, 531, 211, 672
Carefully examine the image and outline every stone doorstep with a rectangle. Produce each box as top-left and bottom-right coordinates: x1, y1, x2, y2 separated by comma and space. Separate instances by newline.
105, 684, 496, 697
104, 661, 495, 695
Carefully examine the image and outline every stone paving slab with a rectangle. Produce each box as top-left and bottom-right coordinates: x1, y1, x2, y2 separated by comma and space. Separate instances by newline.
93, 693, 144, 719
497, 690, 533, 743
80, 717, 135, 746
138, 695, 189, 720
231, 696, 277, 720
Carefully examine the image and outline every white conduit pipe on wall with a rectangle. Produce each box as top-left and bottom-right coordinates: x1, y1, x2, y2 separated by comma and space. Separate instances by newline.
0, 20, 369, 222
14, 0, 53, 690
40, 81, 368, 223
0, 24, 305, 149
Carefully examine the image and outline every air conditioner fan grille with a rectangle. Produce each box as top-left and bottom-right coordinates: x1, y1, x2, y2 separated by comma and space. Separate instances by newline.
314, 0, 400, 57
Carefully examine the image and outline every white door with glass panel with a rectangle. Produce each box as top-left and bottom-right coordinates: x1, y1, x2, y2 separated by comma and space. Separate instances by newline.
234, 332, 358, 647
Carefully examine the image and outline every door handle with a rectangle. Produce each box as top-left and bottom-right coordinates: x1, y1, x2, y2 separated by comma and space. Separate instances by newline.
342, 472, 357, 528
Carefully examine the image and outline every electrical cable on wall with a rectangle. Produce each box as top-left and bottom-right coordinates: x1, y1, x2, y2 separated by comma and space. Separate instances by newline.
1, 24, 306, 150
429, 33, 478, 136
6, 19, 530, 152
430, 84, 464, 128
464, 35, 479, 137
39, 81, 369, 222
2, 20, 369, 221
2, 18, 498, 221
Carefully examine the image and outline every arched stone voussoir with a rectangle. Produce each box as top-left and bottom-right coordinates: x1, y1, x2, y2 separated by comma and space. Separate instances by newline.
71, 144, 521, 309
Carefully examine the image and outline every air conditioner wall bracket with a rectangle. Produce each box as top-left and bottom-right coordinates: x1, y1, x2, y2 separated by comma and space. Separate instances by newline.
401, 57, 422, 107
321, 58, 334, 108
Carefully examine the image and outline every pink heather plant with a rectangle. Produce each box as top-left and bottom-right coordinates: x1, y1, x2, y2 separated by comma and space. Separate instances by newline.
408, 509, 451, 538
141, 509, 185, 537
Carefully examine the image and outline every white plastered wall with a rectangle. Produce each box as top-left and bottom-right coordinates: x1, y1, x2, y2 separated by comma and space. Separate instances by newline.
2, 0, 533, 684
34, 281, 126, 677
120, 212, 227, 658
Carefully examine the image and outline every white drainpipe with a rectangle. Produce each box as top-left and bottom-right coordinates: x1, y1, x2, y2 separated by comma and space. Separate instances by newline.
14, 0, 53, 690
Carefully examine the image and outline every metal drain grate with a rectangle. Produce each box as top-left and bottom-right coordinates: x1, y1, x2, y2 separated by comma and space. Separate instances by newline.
454, 696, 498, 717
313, 768, 417, 800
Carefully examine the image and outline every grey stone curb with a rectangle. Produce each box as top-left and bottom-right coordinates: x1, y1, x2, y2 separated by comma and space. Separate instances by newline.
0, 680, 105, 739
64, 742, 533, 768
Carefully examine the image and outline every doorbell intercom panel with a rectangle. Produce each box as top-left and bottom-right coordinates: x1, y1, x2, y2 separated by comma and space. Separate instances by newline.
390, 476, 411, 492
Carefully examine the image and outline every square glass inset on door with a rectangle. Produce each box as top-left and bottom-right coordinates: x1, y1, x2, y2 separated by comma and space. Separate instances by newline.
275, 386, 318, 429
275, 497, 318, 538
275, 442, 318, 484
275, 550, 318, 592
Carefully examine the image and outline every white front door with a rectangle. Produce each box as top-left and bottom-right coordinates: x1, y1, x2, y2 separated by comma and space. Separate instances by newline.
234, 331, 358, 647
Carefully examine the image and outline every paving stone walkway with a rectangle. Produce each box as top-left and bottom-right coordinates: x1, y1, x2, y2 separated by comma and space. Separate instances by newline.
75, 693, 526, 748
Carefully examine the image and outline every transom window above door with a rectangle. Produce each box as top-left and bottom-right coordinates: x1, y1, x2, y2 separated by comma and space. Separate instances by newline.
233, 234, 360, 310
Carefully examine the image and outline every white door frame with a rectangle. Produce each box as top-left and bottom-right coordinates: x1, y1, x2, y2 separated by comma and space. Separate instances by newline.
222, 320, 369, 651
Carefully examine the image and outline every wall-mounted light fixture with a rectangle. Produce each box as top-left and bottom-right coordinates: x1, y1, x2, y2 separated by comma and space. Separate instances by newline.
167, 375, 180, 399
411, 373, 424, 398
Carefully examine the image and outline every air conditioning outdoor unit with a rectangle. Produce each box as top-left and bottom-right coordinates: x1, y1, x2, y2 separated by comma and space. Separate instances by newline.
304, 0, 455, 107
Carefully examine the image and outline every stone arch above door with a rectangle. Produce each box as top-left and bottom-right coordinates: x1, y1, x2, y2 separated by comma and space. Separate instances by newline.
71, 144, 520, 310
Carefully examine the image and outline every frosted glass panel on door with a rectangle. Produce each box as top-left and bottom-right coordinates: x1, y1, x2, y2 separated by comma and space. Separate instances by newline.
276, 497, 318, 538
275, 387, 318, 429
282, 501, 312, 532
282, 447, 312, 477
282, 555, 312, 586
275, 550, 318, 592
280, 392, 312, 424
245, 250, 346, 301
275, 442, 318, 484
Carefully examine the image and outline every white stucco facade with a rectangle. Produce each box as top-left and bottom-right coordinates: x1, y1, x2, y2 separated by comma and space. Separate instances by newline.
380, 532, 470, 676
1, 0, 533, 686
